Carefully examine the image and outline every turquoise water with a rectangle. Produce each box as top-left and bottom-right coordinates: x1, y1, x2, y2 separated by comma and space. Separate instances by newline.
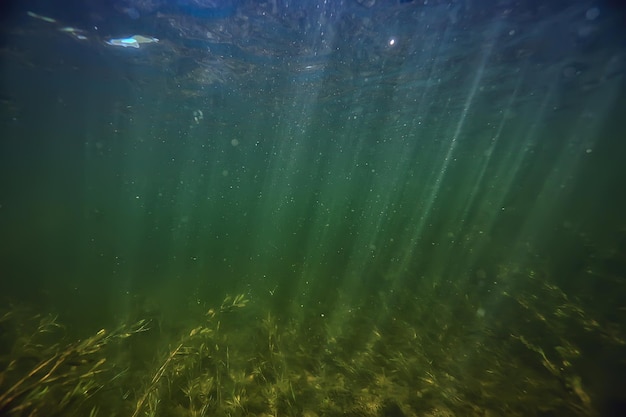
1, 1, 625, 416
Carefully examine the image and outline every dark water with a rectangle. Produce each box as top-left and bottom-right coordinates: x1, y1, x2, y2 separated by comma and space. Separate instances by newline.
1, 1, 625, 416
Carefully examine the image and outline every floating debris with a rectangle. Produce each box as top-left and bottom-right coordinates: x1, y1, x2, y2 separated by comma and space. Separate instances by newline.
105, 35, 159, 49
26, 11, 57, 24
58, 27, 88, 40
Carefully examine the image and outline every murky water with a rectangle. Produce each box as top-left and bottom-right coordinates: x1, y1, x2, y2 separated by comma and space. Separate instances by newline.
1, 1, 625, 416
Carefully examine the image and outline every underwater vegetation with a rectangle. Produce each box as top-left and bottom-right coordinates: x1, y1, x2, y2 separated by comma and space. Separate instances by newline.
0, 268, 623, 417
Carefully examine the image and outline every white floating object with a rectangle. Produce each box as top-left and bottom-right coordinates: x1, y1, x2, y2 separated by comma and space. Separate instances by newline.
106, 37, 139, 48
105, 35, 159, 49
27, 11, 57, 24
59, 27, 88, 40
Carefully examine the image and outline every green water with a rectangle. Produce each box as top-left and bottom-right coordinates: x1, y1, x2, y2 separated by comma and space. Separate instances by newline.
1, 2, 625, 416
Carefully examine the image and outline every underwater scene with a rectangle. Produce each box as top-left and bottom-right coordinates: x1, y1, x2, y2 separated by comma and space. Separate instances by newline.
1, 1, 625, 416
